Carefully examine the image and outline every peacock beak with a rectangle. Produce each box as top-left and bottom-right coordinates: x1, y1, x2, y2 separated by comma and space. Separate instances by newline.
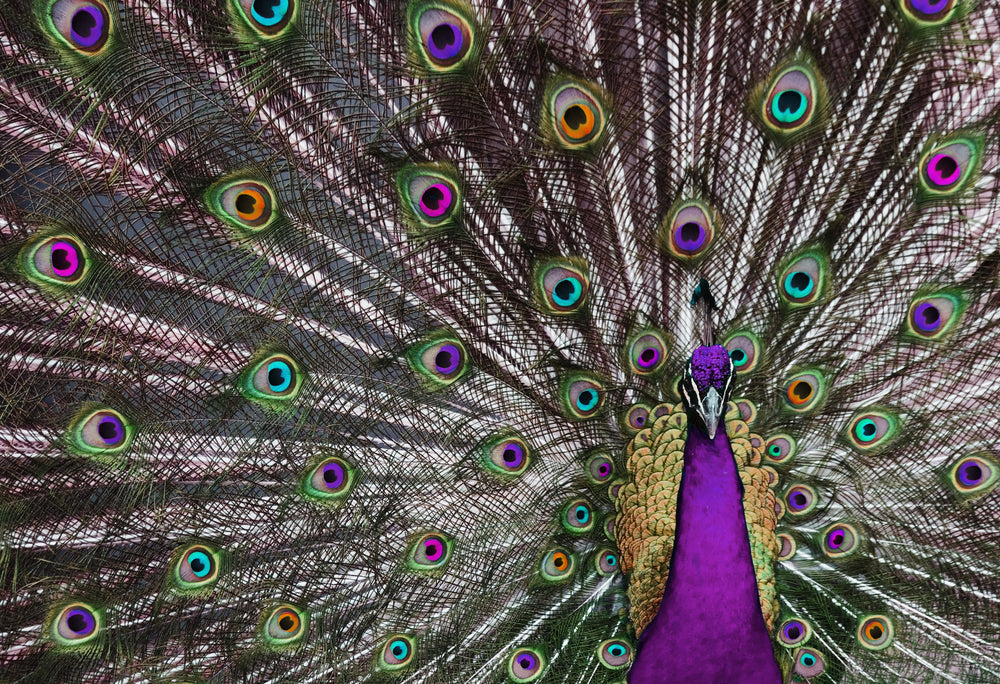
698, 387, 723, 440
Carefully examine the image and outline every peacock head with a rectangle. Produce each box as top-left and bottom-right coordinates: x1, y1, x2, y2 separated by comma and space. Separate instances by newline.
680, 345, 735, 440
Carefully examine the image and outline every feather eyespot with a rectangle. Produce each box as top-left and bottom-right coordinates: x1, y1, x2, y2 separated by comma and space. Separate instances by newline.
397, 165, 462, 234
785, 484, 817, 517
777, 533, 796, 560
480, 433, 531, 478
560, 373, 605, 420
622, 403, 651, 433
508, 647, 546, 682
760, 64, 822, 137
596, 639, 633, 669
778, 251, 827, 307
262, 605, 307, 647
846, 410, 899, 452
21, 233, 91, 288
661, 200, 715, 259
792, 647, 825, 677
899, 0, 957, 25
724, 332, 761, 374
857, 615, 894, 651
765, 434, 796, 464
821, 522, 861, 559
241, 353, 303, 402
407, 332, 469, 390
535, 259, 589, 314
544, 78, 607, 151
905, 291, 964, 341
68, 407, 133, 456
172, 544, 221, 591
918, 137, 981, 199
51, 603, 101, 646
409, 1, 477, 71
539, 548, 575, 582
782, 370, 825, 413
303, 455, 355, 500
233, 0, 296, 36
626, 329, 670, 376
947, 453, 999, 500
778, 618, 812, 647
561, 498, 595, 534
594, 548, 619, 576
206, 179, 278, 234
407, 532, 453, 571
48, 0, 112, 54
378, 634, 415, 670
586, 452, 615, 484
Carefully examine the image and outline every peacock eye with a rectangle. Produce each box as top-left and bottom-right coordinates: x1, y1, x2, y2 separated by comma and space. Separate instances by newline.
785, 484, 817, 517
762, 65, 820, 134
544, 78, 607, 151
480, 433, 531, 478
596, 638, 633, 669
408, 333, 469, 389
779, 253, 826, 306
49, 0, 111, 53
407, 532, 453, 571
398, 166, 462, 232
846, 410, 899, 452
821, 522, 860, 559
627, 330, 669, 375
263, 605, 307, 646
539, 548, 575, 582
508, 647, 546, 682
792, 647, 826, 677
899, 0, 956, 25
857, 615, 894, 650
724, 332, 760, 373
919, 138, 980, 198
536, 260, 589, 314
52, 603, 100, 645
242, 353, 303, 401
561, 375, 605, 419
777, 533, 796, 560
560, 498, 594, 534
783, 370, 825, 413
207, 179, 278, 234
622, 403, 650, 433
586, 453, 615, 484
594, 548, 619, 575
378, 634, 415, 670
948, 454, 999, 499
304, 455, 355, 499
234, 0, 296, 36
173, 544, 220, 590
22, 234, 90, 287
662, 201, 714, 259
765, 434, 796, 464
70, 407, 133, 455
906, 292, 963, 340
778, 618, 812, 647
412, 2, 475, 70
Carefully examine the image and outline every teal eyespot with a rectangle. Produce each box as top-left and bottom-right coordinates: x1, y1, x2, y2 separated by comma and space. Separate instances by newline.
594, 548, 619, 575
50, 602, 102, 646
377, 634, 415, 671
261, 605, 307, 648
507, 646, 546, 682
559, 372, 606, 420
67, 406, 134, 457
845, 409, 899, 453
406, 331, 469, 390
172, 544, 221, 592
758, 62, 823, 139
230, 0, 297, 37
778, 249, 828, 307
724, 332, 761, 373
597, 638, 633, 669
765, 434, 796, 464
792, 647, 826, 677
539, 547, 575, 582
561, 498, 594, 534
535, 258, 590, 314
240, 353, 303, 403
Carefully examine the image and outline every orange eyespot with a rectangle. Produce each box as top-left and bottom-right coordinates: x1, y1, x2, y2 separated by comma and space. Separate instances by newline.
560, 103, 595, 141
551, 552, 569, 570
275, 610, 299, 633
787, 380, 814, 405
235, 188, 267, 221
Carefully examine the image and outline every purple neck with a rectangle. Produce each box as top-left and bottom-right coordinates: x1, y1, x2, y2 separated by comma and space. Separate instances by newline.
628, 425, 781, 683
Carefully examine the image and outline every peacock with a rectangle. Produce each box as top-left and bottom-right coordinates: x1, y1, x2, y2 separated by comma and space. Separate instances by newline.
1, 0, 999, 681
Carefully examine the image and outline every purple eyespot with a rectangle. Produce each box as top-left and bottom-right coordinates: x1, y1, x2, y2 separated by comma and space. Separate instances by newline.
502, 442, 525, 467
433, 344, 461, 375
517, 653, 536, 670
785, 485, 815, 514
958, 461, 983, 486
50, 241, 81, 278
826, 529, 845, 549
66, 608, 95, 635
673, 221, 707, 253
637, 347, 660, 368
423, 537, 444, 562
926, 153, 961, 187
322, 461, 345, 489
427, 23, 463, 61
418, 183, 453, 218
784, 621, 803, 641
97, 415, 124, 445
907, 0, 952, 16
912, 302, 941, 332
